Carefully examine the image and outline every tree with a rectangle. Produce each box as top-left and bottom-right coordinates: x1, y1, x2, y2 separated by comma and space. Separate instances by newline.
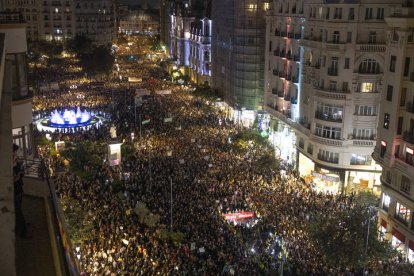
66, 35, 94, 56
79, 45, 115, 77
307, 204, 397, 271
36, 40, 63, 57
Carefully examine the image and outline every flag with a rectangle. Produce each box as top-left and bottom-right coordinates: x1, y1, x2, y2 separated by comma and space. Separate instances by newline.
142, 119, 150, 125
163, 117, 173, 123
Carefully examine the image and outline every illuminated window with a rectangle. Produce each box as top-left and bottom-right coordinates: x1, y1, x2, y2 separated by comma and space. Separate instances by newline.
382, 194, 390, 211
249, 4, 257, 11
395, 202, 411, 225
55, 8, 58, 13
361, 82, 374, 92
264, 3, 270, 10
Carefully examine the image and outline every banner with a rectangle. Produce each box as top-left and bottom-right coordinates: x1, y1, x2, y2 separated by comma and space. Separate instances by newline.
223, 211, 254, 221
142, 119, 151, 125
163, 117, 173, 123
156, 89, 172, 95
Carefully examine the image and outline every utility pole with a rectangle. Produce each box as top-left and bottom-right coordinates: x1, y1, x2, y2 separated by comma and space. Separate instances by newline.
170, 176, 173, 231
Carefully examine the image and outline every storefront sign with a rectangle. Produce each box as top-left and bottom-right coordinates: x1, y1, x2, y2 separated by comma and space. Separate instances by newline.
312, 171, 340, 182
223, 212, 254, 221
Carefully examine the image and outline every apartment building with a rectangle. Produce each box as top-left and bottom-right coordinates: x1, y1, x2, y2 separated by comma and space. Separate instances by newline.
373, 1, 414, 262
0, 12, 32, 273
211, 0, 268, 111
265, 0, 392, 194
188, 16, 211, 86
1, 0, 114, 45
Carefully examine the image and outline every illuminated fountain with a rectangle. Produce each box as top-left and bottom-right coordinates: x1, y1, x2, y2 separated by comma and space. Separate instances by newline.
50, 107, 92, 126
36, 107, 104, 132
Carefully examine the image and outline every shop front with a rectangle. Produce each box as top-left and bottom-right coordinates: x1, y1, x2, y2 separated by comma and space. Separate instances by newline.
268, 118, 297, 167
392, 227, 406, 253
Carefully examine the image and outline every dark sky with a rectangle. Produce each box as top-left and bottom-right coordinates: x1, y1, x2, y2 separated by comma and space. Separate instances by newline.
119, 0, 160, 9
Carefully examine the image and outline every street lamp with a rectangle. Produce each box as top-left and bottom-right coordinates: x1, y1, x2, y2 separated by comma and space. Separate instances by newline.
363, 206, 378, 275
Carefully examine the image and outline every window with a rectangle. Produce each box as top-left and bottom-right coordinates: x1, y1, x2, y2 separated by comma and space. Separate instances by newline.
368, 31, 376, 44
352, 128, 375, 139
307, 143, 313, 154
268, 41, 272, 52
316, 102, 344, 121
377, 8, 384, 20
344, 58, 350, 69
398, 117, 404, 135
386, 85, 393, 101
318, 149, 339, 163
395, 202, 411, 225
383, 113, 390, 129
350, 154, 372, 165
382, 194, 390, 212
401, 88, 407, 107
401, 176, 411, 195
390, 56, 396, 72
360, 82, 375, 93
404, 57, 410, 76
334, 8, 342, 19
329, 81, 337, 91
380, 141, 387, 157
299, 138, 304, 149
326, 8, 330, 19
333, 31, 340, 43
346, 32, 352, 43
365, 8, 373, 20
359, 59, 380, 74
342, 82, 348, 92
348, 8, 355, 20
406, 147, 414, 166
315, 123, 342, 139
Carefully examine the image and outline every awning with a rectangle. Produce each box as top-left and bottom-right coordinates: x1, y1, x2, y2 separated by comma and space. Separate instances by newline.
392, 227, 406, 243
380, 218, 387, 228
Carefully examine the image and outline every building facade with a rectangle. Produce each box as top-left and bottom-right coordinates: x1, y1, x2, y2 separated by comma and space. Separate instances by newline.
265, 0, 387, 194
211, 0, 268, 110
119, 10, 159, 35
188, 16, 211, 85
373, 1, 414, 262
0, 12, 33, 274
1, 0, 114, 45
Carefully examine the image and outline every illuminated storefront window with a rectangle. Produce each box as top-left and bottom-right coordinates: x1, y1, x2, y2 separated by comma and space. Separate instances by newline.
382, 194, 390, 212
395, 202, 411, 225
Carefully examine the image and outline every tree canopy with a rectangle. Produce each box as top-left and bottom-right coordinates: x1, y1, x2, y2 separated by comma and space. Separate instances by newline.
307, 199, 397, 271
79, 45, 115, 77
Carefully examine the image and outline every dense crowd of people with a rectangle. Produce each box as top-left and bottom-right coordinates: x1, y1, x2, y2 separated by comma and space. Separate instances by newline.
31, 36, 414, 275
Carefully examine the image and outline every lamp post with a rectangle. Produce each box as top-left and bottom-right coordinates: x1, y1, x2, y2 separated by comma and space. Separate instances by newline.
363, 206, 377, 275
170, 176, 173, 231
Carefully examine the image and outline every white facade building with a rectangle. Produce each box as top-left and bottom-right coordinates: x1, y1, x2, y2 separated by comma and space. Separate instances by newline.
188, 17, 211, 85
265, 0, 390, 194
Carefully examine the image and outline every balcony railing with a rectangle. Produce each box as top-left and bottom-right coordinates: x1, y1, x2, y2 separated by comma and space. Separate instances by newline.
327, 68, 338, 76
317, 153, 339, 164
272, 69, 278, 76
315, 111, 343, 122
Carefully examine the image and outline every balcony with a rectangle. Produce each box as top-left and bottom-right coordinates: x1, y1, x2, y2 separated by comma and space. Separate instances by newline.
271, 88, 278, 95
355, 44, 386, 52
273, 49, 279, 56
315, 111, 343, 122
327, 68, 338, 76
272, 69, 279, 76
275, 30, 281, 36
311, 134, 343, 147
317, 153, 339, 164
